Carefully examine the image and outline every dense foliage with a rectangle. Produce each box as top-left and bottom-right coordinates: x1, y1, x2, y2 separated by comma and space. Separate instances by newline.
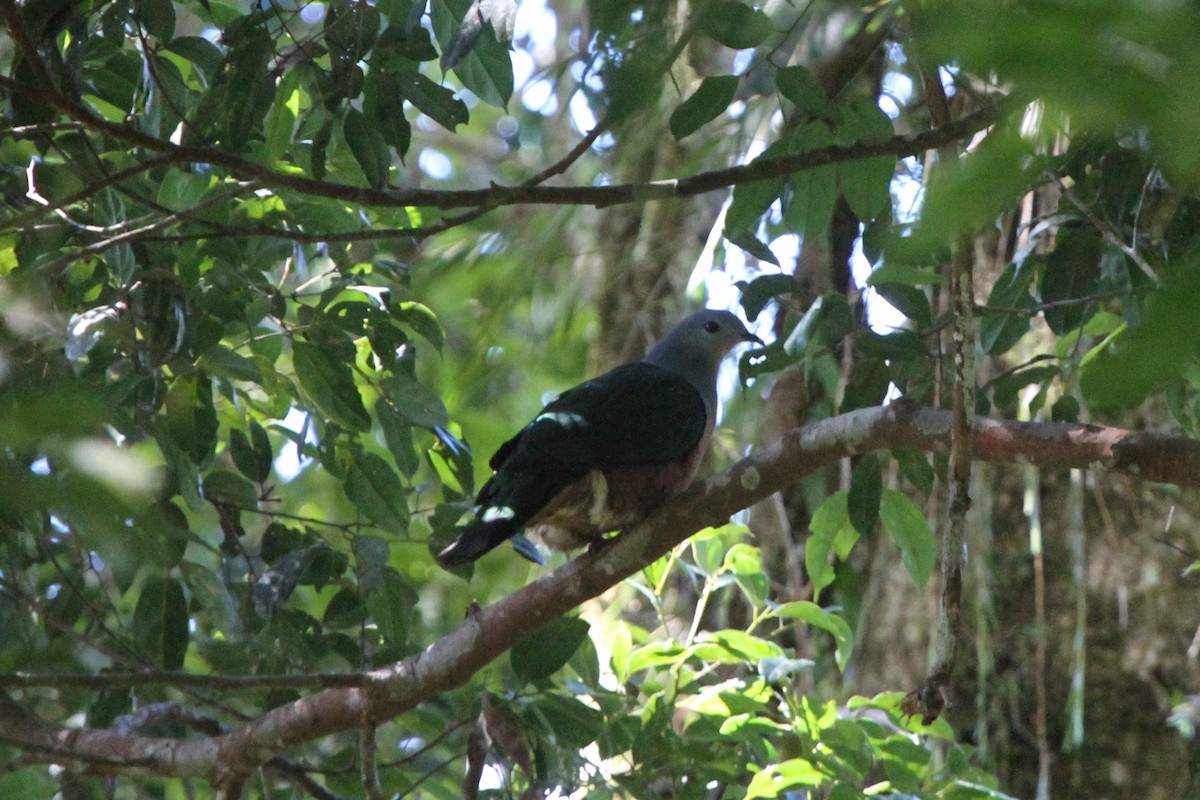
1, 0, 1199, 797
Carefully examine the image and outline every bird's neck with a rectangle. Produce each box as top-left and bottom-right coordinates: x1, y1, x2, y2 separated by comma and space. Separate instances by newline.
643, 350, 720, 419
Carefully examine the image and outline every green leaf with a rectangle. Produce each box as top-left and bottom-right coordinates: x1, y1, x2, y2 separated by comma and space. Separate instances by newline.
382, 372, 450, 429
364, 567, 416, 646
376, 400, 421, 478
691, 629, 785, 664
396, 70, 470, 131
344, 451, 410, 533
771, 601, 854, 671
837, 99, 896, 222
510, 615, 591, 682
229, 422, 272, 483
822, 720, 872, 778
699, 1, 773, 49
293, 340, 371, 431
746, 758, 828, 798
132, 577, 189, 669
136, 0, 176, 41
1039, 227, 1103, 335
690, 524, 733, 576
894, 449, 935, 497
202, 469, 259, 507
1080, 258, 1200, 409
915, 124, 1039, 249
0, 768, 56, 798
806, 491, 857, 599
872, 282, 932, 328
430, 0, 513, 107
776, 65, 833, 118
531, 694, 604, 748
198, 343, 263, 383
783, 122, 838, 239
394, 301, 446, 351
168, 36, 224, 80
879, 489, 935, 588
981, 259, 1037, 354
848, 455, 882, 536
344, 108, 391, 188
725, 229, 781, 267
352, 533, 391, 594
857, 330, 927, 360
323, 586, 366, 629
726, 138, 789, 234
164, 374, 218, 465
670, 75, 739, 140
865, 264, 945, 286
263, 70, 300, 163
156, 168, 211, 212
324, 0, 381, 56
738, 273, 798, 319
724, 543, 768, 607
365, 70, 412, 159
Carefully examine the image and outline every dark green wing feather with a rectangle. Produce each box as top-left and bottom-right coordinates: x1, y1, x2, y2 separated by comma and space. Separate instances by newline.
437, 363, 707, 569
490, 362, 707, 474
492, 364, 705, 472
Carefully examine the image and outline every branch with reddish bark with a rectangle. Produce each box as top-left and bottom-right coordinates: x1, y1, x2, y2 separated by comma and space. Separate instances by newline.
0, 403, 1196, 792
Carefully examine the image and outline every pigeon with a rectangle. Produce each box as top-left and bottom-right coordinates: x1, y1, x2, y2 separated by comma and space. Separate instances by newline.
436, 309, 761, 568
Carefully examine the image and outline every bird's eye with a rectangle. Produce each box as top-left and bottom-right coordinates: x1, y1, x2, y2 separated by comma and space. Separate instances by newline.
703, 320, 720, 334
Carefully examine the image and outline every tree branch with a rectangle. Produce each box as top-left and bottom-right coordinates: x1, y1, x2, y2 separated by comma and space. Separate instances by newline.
0, 404, 1195, 787
0, 0, 1011, 216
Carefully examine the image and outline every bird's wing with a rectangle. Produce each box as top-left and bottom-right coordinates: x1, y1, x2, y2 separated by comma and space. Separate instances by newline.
489, 362, 708, 475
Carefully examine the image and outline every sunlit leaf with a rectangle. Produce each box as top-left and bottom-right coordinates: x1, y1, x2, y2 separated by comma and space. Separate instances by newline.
806, 491, 857, 599
771, 601, 854, 671
745, 759, 828, 798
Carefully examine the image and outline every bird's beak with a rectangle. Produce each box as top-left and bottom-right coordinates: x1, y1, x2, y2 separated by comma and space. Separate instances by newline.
743, 330, 764, 346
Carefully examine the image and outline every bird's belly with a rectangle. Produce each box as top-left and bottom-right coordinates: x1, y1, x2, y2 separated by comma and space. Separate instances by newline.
528, 456, 700, 552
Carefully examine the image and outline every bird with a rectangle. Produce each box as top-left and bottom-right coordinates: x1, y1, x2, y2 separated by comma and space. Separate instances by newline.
436, 309, 762, 569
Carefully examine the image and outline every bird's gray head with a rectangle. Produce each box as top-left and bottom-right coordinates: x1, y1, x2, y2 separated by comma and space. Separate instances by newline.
643, 310, 762, 407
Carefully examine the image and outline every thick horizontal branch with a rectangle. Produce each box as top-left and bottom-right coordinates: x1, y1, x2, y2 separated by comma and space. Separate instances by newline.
1, 404, 1194, 787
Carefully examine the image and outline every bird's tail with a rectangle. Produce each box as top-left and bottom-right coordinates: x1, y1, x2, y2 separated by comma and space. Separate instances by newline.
435, 472, 559, 569
435, 513, 522, 568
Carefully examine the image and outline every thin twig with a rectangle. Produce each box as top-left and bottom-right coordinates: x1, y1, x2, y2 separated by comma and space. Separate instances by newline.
1057, 175, 1157, 282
